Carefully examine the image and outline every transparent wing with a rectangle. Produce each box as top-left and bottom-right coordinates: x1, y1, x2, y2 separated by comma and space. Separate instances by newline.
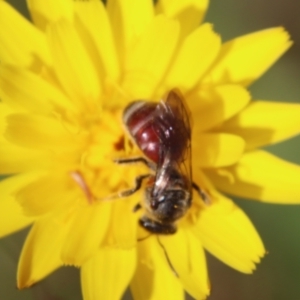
153, 89, 193, 196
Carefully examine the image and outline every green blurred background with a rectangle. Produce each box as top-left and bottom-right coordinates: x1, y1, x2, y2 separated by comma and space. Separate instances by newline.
1, 0, 300, 299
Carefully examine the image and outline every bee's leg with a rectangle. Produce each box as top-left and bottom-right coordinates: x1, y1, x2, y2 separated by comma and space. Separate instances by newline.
118, 174, 151, 198
192, 182, 210, 204
119, 174, 149, 213
133, 203, 142, 212
114, 157, 155, 171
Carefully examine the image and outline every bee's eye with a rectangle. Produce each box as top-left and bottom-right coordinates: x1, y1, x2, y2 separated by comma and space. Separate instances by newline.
150, 199, 159, 210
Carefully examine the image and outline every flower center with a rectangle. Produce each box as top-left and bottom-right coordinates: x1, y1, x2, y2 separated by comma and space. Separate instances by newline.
70, 107, 146, 204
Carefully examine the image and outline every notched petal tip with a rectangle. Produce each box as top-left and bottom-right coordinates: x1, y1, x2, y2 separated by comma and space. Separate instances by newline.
276, 26, 293, 44
81, 247, 136, 300
17, 281, 34, 290
17, 215, 66, 289
194, 194, 265, 274
203, 26, 293, 86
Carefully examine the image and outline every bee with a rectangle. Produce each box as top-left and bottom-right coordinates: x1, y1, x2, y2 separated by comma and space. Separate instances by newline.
115, 89, 208, 234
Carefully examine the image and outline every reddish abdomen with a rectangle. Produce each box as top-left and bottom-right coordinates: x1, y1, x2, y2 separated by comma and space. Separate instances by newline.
123, 101, 187, 164
124, 101, 160, 162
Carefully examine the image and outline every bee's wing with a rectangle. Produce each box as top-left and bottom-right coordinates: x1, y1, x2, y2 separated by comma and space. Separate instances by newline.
153, 89, 193, 195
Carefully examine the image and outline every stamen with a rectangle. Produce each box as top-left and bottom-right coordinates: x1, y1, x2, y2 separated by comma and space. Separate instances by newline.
114, 135, 125, 151
70, 171, 93, 204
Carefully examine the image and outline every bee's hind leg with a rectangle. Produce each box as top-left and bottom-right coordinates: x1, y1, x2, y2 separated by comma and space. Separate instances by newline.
114, 157, 155, 171
192, 182, 210, 204
118, 174, 151, 198
117, 174, 150, 213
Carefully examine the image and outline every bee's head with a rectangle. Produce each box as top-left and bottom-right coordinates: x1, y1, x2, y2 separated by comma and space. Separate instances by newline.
144, 187, 191, 223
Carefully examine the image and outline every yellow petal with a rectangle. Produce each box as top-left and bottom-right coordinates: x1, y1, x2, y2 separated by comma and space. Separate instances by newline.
131, 236, 184, 300
107, 0, 154, 61
0, 103, 13, 135
156, 0, 209, 38
27, 0, 74, 31
161, 23, 221, 93
0, 65, 74, 113
0, 142, 50, 174
105, 196, 139, 249
81, 247, 136, 300
221, 101, 300, 150
15, 173, 79, 216
74, 0, 120, 81
47, 19, 101, 107
0, 174, 38, 238
203, 27, 292, 86
205, 150, 300, 203
160, 228, 210, 299
193, 133, 245, 168
5, 113, 77, 150
193, 194, 265, 273
0, 1, 51, 68
122, 15, 179, 99
188, 84, 251, 132
61, 201, 112, 265
17, 213, 69, 288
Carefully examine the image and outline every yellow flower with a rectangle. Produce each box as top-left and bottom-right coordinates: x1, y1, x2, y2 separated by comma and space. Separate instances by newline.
1, 0, 300, 299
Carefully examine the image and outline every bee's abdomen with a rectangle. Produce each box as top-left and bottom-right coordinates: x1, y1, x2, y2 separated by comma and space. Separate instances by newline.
123, 101, 160, 163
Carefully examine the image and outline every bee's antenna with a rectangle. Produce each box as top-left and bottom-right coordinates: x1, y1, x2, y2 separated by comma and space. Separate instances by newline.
157, 236, 179, 278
